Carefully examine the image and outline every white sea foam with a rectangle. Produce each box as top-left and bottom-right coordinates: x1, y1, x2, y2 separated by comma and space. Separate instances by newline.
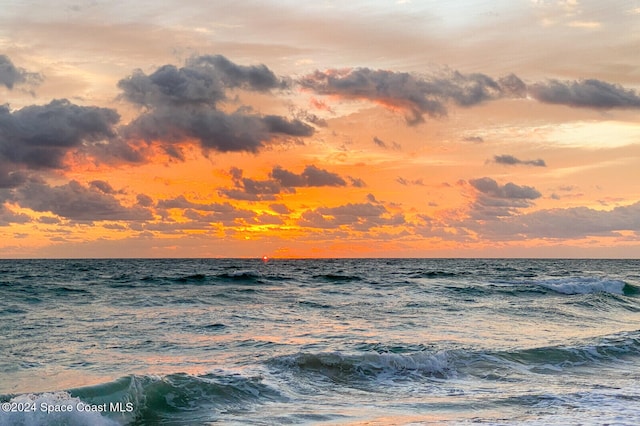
536, 277, 627, 295
0, 392, 119, 426
357, 351, 451, 377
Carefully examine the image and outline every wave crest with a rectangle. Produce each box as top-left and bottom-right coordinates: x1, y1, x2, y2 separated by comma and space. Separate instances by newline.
0, 392, 120, 426
1, 372, 283, 425
536, 277, 634, 295
270, 350, 453, 381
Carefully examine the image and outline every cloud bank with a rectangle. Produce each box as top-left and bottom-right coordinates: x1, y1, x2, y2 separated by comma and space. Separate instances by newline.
529, 79, 640, 109
299, 68, 526, 124
220, 165, 349, 201
120, 55, 314, 153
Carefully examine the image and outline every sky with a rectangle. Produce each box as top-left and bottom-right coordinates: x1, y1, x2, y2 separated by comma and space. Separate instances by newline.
0, 0, 639, 258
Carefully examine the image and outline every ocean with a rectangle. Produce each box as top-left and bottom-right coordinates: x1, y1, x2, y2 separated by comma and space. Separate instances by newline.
1, 258, 640, 425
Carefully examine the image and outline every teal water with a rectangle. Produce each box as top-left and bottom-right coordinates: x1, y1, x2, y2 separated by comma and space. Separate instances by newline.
1, 259, 640, 425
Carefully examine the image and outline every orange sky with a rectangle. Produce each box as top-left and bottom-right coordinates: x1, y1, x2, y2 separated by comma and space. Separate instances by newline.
0, 1, 639, 258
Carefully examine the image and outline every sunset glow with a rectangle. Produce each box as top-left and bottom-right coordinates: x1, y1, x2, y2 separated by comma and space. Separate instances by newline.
0, 0, 639, 258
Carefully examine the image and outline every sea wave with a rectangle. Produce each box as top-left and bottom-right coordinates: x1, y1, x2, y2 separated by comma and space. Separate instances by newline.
268, 350, 454, 382
535, 277, 635, 295
478, 276, 639, 298
268, 331, 640, 385
0, 392, 120, 426
484, 330, 640, 376
312, 273, 362, 282
0, 372, 283, 426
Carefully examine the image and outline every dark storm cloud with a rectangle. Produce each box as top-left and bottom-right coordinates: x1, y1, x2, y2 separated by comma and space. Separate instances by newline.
493, 155, 546, 167
298, 202, 405, 231
14, 180, 153, 221
469, 177, 541, 219
529, 79, 640, 109
0, 99, 120, 169
119, 55, 313, 152
0, 55, 42, 89
220, 165, 349, 201
299, 68, 525, 124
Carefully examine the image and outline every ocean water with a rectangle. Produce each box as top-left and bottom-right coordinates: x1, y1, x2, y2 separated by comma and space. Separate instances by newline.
1, 258, 640, 425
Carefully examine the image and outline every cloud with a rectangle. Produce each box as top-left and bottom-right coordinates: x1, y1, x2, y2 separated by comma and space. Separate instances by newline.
89, 180, 119, 194
299, 68, 526, 124
262, 115, 315, 136
183, 205, 256, 226
156, 194, 223, 211
0, 55, 42, 89
278, 164, 346, 187
468, 177, 541, 219
478, 202, 640, 240
493, 155, 547, 167
118, 54, 282, 109
156, 194, 258, 226
528, 79, 640, 109
0, 203, 31, 226
0, 99, 120, 170
256, 212, 284, 225
124, 105, 313, 153
119, 55, 313, 153
188, 55, 283, 92
0, 167, 28, 189
348, 176, 367, 187
270, 203, 291, 214
298, 202, 405, 231
136, 194, 154, 207
292, 108, 328, 127
221, 167, 284, 201
373, 136, 401, 150
397, 177, 425, 186
219, 164, 349, 201
463, 136, 484, 143
14, 180, 153, 221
